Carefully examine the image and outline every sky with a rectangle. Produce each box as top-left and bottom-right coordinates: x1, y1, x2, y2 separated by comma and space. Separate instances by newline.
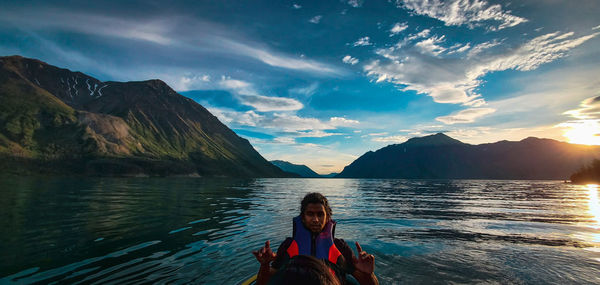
1, 0, 599, 174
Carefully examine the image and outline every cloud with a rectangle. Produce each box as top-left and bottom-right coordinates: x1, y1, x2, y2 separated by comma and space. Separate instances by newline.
390, 22, 409, 36
329, 117, 360, 126
258, 142, 359, 174
1, 7, 342, 76
309, 15, 323, 24
290, 82, 319, 96
593, 25, 600, 31
292, 4, 302, 9
0, 8, 176, 45
208, 108, 359, 138
220, 76, 251, 89
364, 31, 599, 107
563, 96, 600, 120
372, 135, 408, 143
466, 39, 501, 58
435, 108, 496, 124
353, 36, 372, 46
342, 55, 359, 65
219, 76, 303, 111
396, 0, 527, 31
415, 35, 447, 56
267, 114, 358, 133
223, 39, 341, 75
447, 43, 471, 55
444, 126, 565, 144
207, 108, 264, 126
240, 94, 304, 112
347, 0, 364, 8
171, 73, 211, 91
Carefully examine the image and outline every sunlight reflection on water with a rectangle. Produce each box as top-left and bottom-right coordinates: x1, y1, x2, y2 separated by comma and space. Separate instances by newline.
2, 178, 600, 284
587, 184, 600, 229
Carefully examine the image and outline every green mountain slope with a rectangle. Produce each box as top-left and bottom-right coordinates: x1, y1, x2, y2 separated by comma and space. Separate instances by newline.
0, 55, 288, 177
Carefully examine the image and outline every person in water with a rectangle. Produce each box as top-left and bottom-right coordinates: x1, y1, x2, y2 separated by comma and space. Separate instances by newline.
252, 192, 379, 285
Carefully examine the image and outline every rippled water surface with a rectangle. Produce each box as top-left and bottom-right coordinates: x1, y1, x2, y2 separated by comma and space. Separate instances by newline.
2, 177, 600, 284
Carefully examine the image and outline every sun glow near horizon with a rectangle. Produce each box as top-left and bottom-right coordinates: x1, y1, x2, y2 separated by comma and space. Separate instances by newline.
562, 120, 600, 145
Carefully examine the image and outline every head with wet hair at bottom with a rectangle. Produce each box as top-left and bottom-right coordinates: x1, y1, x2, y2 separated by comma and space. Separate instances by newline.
271, 255, 341, 285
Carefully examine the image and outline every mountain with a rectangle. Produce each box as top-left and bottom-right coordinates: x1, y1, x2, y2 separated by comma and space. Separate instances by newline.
337, 133, 600, 179
0, 55, 288, 177
270, 160, 321, 178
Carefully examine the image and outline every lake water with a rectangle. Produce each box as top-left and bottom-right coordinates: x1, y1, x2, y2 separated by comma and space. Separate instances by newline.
1, 177, 600, 284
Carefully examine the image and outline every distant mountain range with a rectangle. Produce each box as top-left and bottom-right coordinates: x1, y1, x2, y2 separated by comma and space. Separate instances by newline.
337, 133, 600, 180
270, 160, 321, 178
0, 55, 288, 177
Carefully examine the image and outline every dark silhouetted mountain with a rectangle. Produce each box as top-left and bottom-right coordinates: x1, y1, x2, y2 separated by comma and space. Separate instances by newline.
570, 159, 600, 183
0, 55, 289, 177
271, 160, 321, 178
337, 133, 600, 179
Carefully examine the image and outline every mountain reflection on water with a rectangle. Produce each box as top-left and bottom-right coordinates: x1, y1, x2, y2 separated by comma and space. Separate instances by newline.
1, 177, 600, 284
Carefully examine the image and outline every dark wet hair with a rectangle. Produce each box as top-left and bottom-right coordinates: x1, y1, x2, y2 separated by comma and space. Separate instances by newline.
301, 192, 332, 219
272, 255, 341, 285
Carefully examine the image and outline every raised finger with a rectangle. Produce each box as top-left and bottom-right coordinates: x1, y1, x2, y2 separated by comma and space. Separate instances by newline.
355, 241, 363, 253
265, 240, 270, 249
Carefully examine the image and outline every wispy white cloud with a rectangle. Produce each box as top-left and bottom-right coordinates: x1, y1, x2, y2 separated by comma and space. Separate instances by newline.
347, 0, 364, 8
207, 108, 264, 127
330, 117, 360, 126
390, 22, 409, 36
292, 4, 302, 9
240, 94, 304, 112
223, 39, 341, 75
0, 9, 176, 45
365, 31, 599, 110
171, 73, 211, 91
435, 108, 496, 124
267, 113, 359, 133
353, 36, 372, 46
415, 35, 447, 56
2, 7, 343, 76
342, 55, 359, 65
396, 0, 527, 31
259, 142, 358, 174
220, 76, 251, 89
290, 82, 319, 96
372, 135, 408, 143
207, 107, 359, 137
309, 15, 323, 24
466, 39, 501, 58
593, 24, 600, 30
563, 96, 600, 120
219, 76, 303, 111
447, 43, 471, 55
365, 132, 389, 137
443, 126, 565, 144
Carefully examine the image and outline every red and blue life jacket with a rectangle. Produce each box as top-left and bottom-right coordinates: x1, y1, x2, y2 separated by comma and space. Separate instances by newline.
286, 216, 343, 266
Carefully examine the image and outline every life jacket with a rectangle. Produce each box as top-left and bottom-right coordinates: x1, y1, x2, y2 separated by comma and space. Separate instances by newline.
286, 216, 343, 266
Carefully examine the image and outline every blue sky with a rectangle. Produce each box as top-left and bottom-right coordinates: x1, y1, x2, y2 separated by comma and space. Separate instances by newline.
1, 0, 599, 173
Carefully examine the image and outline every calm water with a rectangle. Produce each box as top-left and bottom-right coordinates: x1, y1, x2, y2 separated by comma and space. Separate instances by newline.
1, 177, 600, 284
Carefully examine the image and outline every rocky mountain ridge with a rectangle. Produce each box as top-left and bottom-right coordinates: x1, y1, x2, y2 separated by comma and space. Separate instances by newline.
0, 55, 288, 177
337, 133, 600, 179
